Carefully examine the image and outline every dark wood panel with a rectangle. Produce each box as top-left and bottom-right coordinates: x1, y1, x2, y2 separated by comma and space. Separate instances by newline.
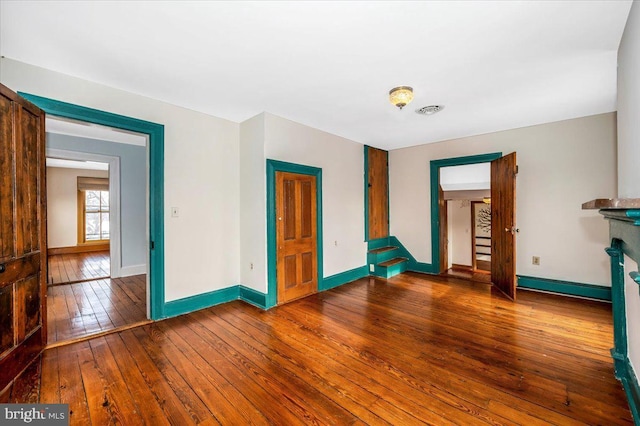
0, 83, 47, 393
368, 146, 389, 240
0, 285, 13, 354
300, 180, 312, 238
438, 184, 448, 272
284, 255, 296, 289
283, 178, 296, 241
491, 152, 517, 300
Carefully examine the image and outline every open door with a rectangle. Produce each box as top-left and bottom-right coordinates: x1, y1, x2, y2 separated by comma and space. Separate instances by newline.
0, 83, 47, 392
438, 184, 448, 273
490, 152, 517, 300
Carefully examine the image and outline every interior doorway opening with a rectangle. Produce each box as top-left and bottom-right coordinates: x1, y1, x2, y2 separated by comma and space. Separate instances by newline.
43, 116, 150, 345
439, 162, 492, 283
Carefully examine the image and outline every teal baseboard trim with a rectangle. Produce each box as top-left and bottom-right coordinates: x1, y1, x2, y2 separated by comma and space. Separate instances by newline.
239, 286, 267, 309
389, 236, 437, 274
517, 275, 612, 301
163, 286, 240, 318
321, 265, 369, 291
618, 355, 640, 424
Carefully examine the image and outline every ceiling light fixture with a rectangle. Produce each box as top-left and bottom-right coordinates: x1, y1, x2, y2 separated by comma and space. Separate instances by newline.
389, 86, 414, 110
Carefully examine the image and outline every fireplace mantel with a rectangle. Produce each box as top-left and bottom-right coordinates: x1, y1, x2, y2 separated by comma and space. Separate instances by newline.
583, 198, 640, 420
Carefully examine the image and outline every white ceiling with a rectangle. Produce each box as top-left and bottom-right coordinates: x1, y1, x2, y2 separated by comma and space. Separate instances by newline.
0, 1, 632, 150
46, 158, 108, 171
46, 116, 148, 146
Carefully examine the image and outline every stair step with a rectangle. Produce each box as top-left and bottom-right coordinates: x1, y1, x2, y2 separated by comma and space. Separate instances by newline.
379, 257, 408, 267
369, 246, 398, 254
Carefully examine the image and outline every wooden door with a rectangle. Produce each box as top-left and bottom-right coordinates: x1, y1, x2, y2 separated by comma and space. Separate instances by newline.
490, 152, 517, 300
368, 147, 388, 240
0, 83, 47, 391
438, 184, 448, 273
276, 172, 318, 304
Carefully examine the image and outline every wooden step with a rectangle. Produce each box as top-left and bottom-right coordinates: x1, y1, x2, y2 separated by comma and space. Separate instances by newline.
379, 257, 408, 267
369, 246, 398, 254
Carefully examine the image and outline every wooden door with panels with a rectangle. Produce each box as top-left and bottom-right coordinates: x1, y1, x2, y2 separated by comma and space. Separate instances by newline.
491, 152, 517, 300
0, 83, 47, 392
276, 171, 318, 304
368, 146, 389, 240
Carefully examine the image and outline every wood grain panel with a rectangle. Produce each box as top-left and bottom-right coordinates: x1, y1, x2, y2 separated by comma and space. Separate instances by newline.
276, 171, 317, 304
491, 152, 517, 300
368, 147, 389, 240
0, 285, 13, 355
0, 94, 14, 262
0, 84, 47, 392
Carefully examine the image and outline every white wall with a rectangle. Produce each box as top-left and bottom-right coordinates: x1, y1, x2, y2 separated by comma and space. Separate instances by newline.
0, 58, 241, 302
618, 1, 640, 376
238, 113, 367, 293
449, 200, 472, 266
264, 113, 367, 279
46, 167, 108, 248
239, 113, 267, 290
390, 113, 617, 286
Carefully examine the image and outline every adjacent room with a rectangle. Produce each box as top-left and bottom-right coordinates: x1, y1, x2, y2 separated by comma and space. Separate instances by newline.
0, 1, 639, 424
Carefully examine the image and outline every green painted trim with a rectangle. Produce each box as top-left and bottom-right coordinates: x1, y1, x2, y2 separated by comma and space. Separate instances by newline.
364, 145, 370, 241
164, 286, 239, 319
620, 357, 640, 424
430, 152, 502, 274
266, 159, 323, 309
321, 265, 369, 291
19, 92, 166, 320
630, 271, 640, 285
239, 286, 267, 309
389, 236, 435, 274
517, 275, 612, 301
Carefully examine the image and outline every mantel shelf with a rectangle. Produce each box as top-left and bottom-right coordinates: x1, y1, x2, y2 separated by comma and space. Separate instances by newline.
582, 198, 640, 210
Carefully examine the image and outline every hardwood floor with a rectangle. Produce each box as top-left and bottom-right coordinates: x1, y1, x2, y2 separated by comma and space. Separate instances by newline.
47, 251, 110, 285
47, 274, 147, 344
8, 272, 632, 424
442, 267, 492, 283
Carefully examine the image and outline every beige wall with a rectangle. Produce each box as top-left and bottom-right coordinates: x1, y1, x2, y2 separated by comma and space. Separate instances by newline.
46, 167, 108, 248
448, 200, 472, 266
390, 113, 617, 286
618, 1, 640, 375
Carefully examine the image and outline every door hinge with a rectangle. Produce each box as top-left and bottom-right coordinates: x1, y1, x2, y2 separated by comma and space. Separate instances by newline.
515, 165, 519, 175
150, 241, 155, 250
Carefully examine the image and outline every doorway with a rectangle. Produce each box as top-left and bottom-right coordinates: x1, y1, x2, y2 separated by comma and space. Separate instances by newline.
266, 160, 323, 308
431, 152, 517, 299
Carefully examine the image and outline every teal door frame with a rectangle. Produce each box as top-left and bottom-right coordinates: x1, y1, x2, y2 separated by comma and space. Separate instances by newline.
266, 159, 323, 308
19, 93, 166, 320
429, 152, 501, 274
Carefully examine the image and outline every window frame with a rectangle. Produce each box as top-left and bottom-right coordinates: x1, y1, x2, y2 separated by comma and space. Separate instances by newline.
77, 188, 110, 245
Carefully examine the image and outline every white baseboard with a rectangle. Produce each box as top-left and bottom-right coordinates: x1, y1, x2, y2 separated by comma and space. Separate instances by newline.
119, 264, 147, 277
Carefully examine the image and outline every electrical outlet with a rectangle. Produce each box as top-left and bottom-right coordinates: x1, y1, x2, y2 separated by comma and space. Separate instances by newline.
369, 264, 375, 272
250, 262, 254, 270
532, 256, 540, 266
171, 207, 179, 218
334, 240, 338, 246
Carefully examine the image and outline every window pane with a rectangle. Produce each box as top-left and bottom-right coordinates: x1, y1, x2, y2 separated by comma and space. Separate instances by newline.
101, 212, 110, 240
85, 190, 100, 212
85, 212, 100, 241
100, 191, 109, 209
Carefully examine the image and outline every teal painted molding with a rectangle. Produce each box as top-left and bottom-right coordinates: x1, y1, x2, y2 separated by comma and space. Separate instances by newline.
266, 159, 323, 309
164, 286, 240, 319
429, 152, 502, 274
620, 357, 640, 424
239, 286, 267, 309
364, 145, 370, 242
321, 265, 369, 291
20, 92, 166, 320
517, 275, 612, 301
389, 236, 435, 274
631, 271, 640, 285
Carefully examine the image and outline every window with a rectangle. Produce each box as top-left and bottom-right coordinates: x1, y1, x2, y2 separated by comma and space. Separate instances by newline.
77, 177, 109, 243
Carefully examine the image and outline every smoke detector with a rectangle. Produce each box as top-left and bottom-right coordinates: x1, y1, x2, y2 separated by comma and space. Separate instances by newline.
415, 105, 444, 115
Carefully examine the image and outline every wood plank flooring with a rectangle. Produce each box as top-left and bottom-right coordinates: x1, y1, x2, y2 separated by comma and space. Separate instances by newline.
9, 272, 633, 425
47, 251, 110, 285
47, 274, 147, 344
